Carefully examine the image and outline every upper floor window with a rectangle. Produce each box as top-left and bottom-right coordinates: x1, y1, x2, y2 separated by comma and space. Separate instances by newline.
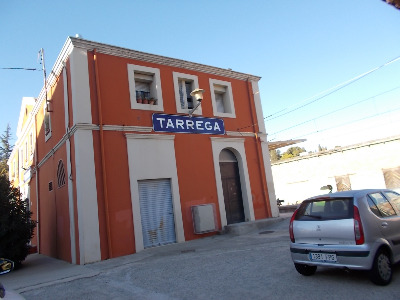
29, 132, 34, 156
209, 79, 235, 118
44, 101, 52, 141
24, 141, 28, 162
127, 64, 163, 111
19, 149, 23, 169
173, 72, 201, 115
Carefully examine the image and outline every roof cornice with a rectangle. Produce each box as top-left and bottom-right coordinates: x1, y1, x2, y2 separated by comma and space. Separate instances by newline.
69, 37, 261, 81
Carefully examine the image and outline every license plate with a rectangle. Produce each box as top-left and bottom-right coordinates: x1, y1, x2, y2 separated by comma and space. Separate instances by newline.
309, 252, 337, 262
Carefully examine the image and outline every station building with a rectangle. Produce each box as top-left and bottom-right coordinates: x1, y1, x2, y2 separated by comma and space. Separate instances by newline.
8, 37, 278, 264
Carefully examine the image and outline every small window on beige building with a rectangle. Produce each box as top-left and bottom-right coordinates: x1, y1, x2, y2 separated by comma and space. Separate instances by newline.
383, 167, 400, 190
335, 175, 351, 191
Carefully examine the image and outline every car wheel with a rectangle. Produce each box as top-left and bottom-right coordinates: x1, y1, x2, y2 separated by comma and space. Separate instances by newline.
294, 263, 317, 276
370, 249, 392, 285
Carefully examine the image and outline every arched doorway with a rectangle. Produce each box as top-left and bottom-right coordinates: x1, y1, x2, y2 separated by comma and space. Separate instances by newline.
219, 149, 245, 224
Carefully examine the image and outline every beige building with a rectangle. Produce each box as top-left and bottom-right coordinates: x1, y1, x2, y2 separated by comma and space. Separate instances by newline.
271, 135, 400, 205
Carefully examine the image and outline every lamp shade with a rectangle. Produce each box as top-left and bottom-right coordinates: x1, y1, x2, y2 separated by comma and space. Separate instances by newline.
190, 88, 205, 102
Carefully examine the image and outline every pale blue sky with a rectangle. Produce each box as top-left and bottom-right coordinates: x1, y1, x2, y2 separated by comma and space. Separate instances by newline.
1, 0, 399, 151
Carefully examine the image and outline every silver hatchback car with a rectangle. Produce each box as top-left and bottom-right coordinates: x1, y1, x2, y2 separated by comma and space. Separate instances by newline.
289, 189, 400, 285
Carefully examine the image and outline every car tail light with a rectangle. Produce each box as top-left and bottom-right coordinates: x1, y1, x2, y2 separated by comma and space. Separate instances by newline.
353, 205, 365, 245
289, 209, 298, 243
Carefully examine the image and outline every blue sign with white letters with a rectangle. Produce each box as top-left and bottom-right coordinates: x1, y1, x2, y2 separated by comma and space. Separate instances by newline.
152, 114, 225, 135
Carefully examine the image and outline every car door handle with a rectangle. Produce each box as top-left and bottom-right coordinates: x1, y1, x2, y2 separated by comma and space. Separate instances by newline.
381, 222, 388, 228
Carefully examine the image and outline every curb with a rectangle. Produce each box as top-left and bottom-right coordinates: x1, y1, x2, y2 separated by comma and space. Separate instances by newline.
225, 216, 287, 236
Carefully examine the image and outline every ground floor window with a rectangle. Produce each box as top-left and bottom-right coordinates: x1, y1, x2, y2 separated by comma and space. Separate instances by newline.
138, 179, 176, 248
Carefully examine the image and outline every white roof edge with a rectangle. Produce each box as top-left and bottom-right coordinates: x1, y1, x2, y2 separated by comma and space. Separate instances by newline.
69, 37, 261, 81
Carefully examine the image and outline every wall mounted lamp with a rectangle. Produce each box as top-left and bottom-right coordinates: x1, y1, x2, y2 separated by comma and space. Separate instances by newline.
189, 88, 205, 117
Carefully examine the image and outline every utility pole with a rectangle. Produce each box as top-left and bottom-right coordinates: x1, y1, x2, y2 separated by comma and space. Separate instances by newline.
39, 48, 51, 112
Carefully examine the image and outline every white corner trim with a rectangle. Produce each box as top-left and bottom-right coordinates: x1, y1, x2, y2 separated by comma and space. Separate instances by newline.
74, 130, 101, 264
69, 48, 93, 124
261, 142, 279, 217
251, 81, 267, 134
63, 67, 76, 264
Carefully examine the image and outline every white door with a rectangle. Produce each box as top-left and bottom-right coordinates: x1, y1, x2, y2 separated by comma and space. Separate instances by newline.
138, 179, 176, 248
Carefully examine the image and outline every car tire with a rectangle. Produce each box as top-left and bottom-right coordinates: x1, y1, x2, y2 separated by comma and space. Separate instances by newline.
294, 263, 317, 276
369, 249, 392, 286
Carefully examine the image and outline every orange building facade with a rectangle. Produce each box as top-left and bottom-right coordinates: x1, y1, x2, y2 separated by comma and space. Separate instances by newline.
9, 37, 278, 265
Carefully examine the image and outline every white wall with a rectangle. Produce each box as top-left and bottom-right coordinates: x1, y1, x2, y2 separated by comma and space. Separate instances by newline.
271, 137, 400, 205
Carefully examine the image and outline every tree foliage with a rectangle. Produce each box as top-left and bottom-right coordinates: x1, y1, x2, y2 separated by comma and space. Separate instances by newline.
0, 124, 13, 177
281, 146, 306, 160
0, 175, 36, 266
269, 149, 281, 162
270, 146, 306, 162
318, 144, 327, 152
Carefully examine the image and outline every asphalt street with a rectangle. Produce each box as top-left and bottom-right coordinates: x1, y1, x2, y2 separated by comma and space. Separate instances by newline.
5, 215, 400, 299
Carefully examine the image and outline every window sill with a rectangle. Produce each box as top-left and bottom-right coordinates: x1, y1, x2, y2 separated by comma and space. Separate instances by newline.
213, 112, 236, 118
45, 132, 52, 142
131, 103, 164, 111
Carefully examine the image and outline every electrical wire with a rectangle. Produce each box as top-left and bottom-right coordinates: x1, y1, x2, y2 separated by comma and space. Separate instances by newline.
270, 85, 400, 135
0, 67, 41, 71
236, 55, 400, 133
264, 55, 400, 122
289, 105, 400, 141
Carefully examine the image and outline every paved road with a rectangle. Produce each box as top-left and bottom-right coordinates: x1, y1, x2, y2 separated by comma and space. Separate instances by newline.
18, 218, 400, 299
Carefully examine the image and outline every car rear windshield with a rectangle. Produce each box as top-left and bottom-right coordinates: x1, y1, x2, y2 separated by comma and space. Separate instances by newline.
295, 197, 354, 221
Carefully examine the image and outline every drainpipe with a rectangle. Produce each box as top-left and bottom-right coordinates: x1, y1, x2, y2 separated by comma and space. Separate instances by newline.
246, 78, 272, 218
93, 49, 112, 259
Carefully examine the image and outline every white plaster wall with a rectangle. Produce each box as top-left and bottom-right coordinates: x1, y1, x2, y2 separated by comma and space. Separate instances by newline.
126, 134, 185, 253
272, 138, 400, 205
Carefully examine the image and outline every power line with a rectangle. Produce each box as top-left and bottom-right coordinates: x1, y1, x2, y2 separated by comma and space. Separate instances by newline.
237, 55, 400, 133
0, 67, 41, 71
289, 105, 400, 141
270, 85, 400, 136
264, 55, 400, 122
